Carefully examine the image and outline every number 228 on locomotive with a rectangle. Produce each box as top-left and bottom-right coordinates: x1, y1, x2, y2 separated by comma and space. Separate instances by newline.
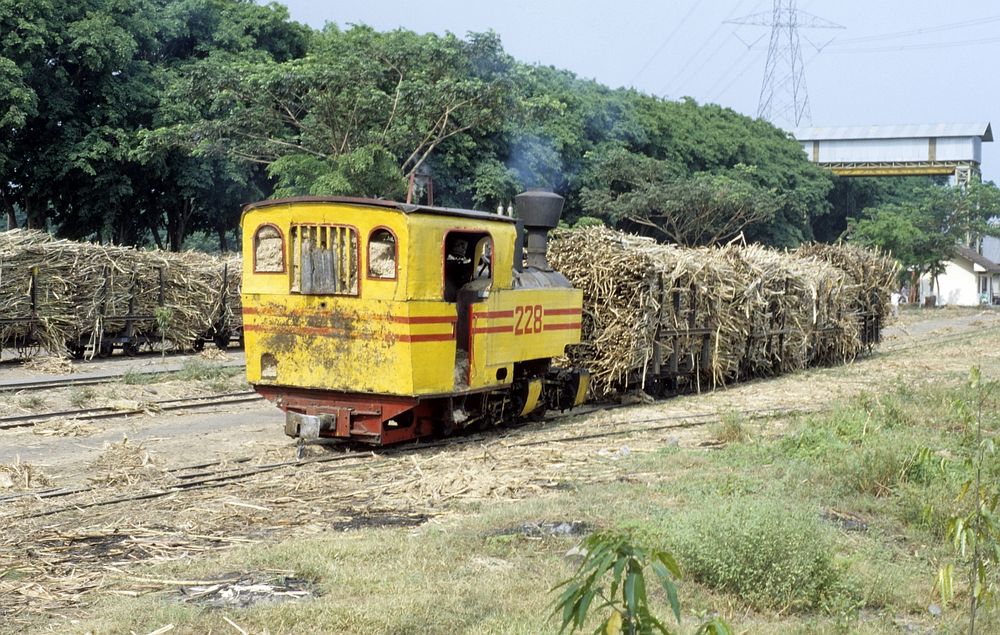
240, 189, 591, 445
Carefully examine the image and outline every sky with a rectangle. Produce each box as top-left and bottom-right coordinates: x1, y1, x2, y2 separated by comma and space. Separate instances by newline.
273, 0, 999, 183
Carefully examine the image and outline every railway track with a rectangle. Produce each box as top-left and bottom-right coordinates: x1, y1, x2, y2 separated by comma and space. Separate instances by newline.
0, 390, 261, 431
4, 402, 819, 519
5, 318, 979, 518
5, 313, 982, 516
0, 345, 241, 367
0, 364, 246, 393
879, 322, 1000, 354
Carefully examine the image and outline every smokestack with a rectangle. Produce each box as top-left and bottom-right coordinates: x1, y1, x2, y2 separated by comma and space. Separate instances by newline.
514, 188, 563, 270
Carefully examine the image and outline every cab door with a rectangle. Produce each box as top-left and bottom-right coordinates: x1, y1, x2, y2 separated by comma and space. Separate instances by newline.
444, 231, 492, 389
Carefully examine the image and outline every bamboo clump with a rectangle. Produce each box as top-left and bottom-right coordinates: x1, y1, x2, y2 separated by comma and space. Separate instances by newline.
0, 230, 242, 357
549, 227, 898, 400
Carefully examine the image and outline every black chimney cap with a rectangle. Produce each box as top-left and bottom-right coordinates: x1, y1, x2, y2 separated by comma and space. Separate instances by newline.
514, 189, 564, 229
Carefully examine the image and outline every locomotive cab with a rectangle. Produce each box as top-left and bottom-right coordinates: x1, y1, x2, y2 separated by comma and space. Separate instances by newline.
241, 194, 589, 445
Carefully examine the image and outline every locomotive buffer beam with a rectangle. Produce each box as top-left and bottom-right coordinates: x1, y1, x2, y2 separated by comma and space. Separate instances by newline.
285, 407, 382, 441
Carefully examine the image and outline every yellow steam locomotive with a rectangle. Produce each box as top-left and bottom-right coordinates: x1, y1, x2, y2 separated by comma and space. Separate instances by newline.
240, 190, 590, 445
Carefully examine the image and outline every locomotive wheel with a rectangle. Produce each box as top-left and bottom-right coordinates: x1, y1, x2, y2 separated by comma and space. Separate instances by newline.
192, 339, 205, 352
123, 342, 139, 357
213, 332, 230, 351
69, 345, 86, 360
97, 341, 114, 358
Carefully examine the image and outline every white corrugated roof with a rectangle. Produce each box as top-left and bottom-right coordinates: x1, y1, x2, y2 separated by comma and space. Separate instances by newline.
792, 123, 992, 142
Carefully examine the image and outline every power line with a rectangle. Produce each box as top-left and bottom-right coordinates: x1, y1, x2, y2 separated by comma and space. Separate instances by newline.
668, 0, 769, 96
661, 0, 753, 96
669, 29, 742, 96
830, 14, 1000, 45
704, 34, 769, 103
677, 0, 766, 98
627, 1, 700, 86
824, 34, 1000, 54
705, 47, 764, 104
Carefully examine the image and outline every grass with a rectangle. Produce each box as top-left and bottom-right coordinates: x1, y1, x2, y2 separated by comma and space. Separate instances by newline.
121, 369, 162, 385
69, 386, 97, 409
17, 394, 46, 411
50, 524, 567, 635
24, 375, 1000, 635
122, 359, 244, 389
174, 358, 243, 382
711, 411, 752, 444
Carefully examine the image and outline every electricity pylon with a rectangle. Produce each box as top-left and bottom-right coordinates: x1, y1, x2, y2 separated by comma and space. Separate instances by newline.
726, 1, 843, 127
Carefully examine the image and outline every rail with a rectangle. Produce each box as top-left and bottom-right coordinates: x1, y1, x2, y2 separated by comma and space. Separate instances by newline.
0, 391, 260, 431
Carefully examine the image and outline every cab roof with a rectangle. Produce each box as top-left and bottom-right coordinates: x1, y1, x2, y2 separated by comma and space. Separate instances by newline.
242, 196, 515, 224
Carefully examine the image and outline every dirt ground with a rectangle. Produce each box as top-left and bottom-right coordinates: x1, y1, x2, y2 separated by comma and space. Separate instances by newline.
0, 349, 264, 486
2, 305, 1000, 632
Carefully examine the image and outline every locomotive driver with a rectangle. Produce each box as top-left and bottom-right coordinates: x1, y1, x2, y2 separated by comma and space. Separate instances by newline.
445, 238, 471, 301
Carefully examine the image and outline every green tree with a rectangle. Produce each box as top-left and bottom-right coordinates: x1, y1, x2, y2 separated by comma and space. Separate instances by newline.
0, 9, 843, 250
0, 0, 306, 246
629, 97, 833, 246
0, 0, 159, 230
579, 148, 780, 246
815, 175, 945, 243
134, 0, 308, 249
955, 180, 1000, 243
153, 26, 517, 200
848, 182, 1000, 294
501, 66, 645, 197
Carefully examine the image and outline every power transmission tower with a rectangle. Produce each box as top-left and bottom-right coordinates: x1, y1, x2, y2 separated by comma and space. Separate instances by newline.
726, 1, 843, 128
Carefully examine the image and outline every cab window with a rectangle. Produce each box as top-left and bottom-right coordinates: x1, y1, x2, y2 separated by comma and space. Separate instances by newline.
253, 224, 285, 273
368, 229, 397, 279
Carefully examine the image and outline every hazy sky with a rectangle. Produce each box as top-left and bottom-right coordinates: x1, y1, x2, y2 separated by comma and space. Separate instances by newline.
274, 0, 999, 182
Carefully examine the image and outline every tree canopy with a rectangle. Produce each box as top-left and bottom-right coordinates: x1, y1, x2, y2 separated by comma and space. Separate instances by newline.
1, 0, 306, 248
1, 1, 854, 251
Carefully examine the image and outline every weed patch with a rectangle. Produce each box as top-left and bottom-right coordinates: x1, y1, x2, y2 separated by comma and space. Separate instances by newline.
843, 443, 942, 497
121, 360, 241, 387
663, 497, 838, 611
68, 386, 98, 409
713, 411, 752, 444
17, 394, 47, 411
122, 369, 158, 385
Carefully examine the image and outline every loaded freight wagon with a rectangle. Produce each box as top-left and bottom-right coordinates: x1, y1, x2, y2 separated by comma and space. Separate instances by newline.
548, 227, 898, 400
0, 230, 242, 359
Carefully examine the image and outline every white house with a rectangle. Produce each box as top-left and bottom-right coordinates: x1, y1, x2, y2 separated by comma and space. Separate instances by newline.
919, 245, 1000, 306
